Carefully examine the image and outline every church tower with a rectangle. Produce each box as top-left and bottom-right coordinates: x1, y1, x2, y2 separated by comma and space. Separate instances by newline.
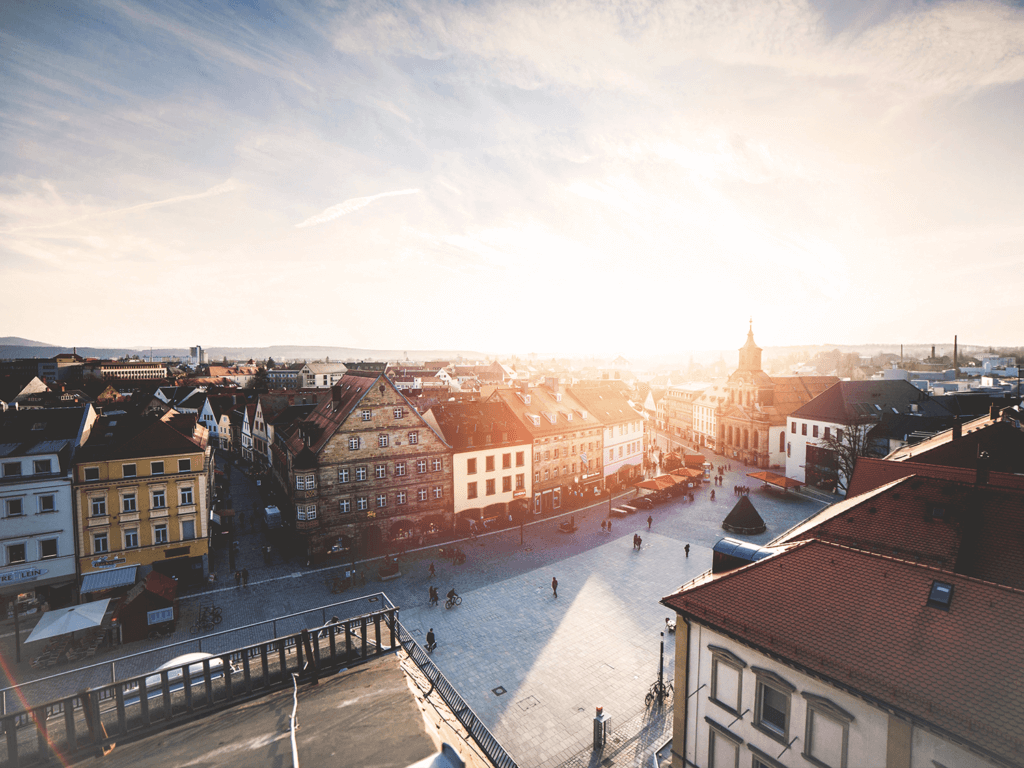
737, 319, 763, 372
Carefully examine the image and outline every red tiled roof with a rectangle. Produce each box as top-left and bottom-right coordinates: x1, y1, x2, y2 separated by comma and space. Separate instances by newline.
283, 372, 379, 456
848, 457, 1024, 497
886, 418, 1024, 474
663, 540, 1024, 765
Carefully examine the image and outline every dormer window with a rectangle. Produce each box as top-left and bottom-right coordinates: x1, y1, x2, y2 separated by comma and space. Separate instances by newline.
928, 581, 953, 610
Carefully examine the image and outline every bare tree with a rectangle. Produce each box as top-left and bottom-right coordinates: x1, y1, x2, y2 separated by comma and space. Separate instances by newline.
813, 415, 879, 495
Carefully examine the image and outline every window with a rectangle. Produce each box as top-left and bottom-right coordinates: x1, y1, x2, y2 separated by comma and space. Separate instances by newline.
417, 460, 427, 474
393, 407, 404, 419
535, 471, 540, 484
152, 489, 166, 508
516, 473, 524, 489
503, 476, 512, 493
36, 494, 55, 513
486, 479, 496, 496
485, 455, 495, 472
154, 524, 168, 544
418, 488, 427, 502
338, 468, 350, 483
2, 462, 21, 477
433, 486, 442, 499
801, 424, 807, 436
836, 429, 843, 442
813, 425, 819, 438
349, 436, 360, 450
618, 446, 623, 458
151, 461, 164, 475
178, 458, 191, 472
92, 533, 108, 554
432, 457, 442, 472
395, 462, 406, 476
40, 539, 58, 559
361, 409, 372, 421
709, 646, 745, 714
608, 448, 614, 461
468, 482, 478, 499
33, 459, 52, 474
91, 497, 106, 517
84, 466, 100, 481
376, 493, 387, 508
379, 434, 389, 448
753, 668, 794, 742
824, 427, 831, 439
467, 458, 477, 475
124, 529, 139, 549
516, 451, 525, 467
355, 466, 367, 481
779, 432, 786, 452
182, 520, 196, 540
179, 486, 194, 505
802, 694, 854, 768
707, 722, 741, 768
408, 431, 418, 445
7, 543, 26, 565
553, 449, 559, 459
375, 464, 387, 479
397, 491, 407, 505
339, 499, 351, 514
296, 474, 315, 490
502, 453, 511, 469
123, 463, 137, 478
356, 497, 368, 511
791, 422, 796, 434
122, 493, 137, 512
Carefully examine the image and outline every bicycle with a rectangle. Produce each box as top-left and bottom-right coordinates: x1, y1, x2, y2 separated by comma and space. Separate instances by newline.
645, 679, 674, 707
189, 618, 215, 635
148, 623, 174, 640
445, 595, 462, 609
198, 605, 223, 625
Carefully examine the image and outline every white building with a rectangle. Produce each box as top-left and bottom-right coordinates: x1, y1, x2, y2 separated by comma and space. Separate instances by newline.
0, 405, 98, 608
569, 383, 645, 489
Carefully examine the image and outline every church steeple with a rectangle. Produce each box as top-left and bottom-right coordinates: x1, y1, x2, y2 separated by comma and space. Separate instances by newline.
738, 319, 763, 372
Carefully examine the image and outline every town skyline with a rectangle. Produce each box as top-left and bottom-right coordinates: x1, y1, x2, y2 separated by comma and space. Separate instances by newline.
3, 1, 1024, 351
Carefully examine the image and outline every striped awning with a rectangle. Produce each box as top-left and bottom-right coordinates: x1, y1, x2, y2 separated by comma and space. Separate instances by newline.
80, 566, 138, 594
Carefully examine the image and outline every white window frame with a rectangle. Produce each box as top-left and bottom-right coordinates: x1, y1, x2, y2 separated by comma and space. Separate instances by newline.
417, 460, 427, 474
417, 488, 427, 502
33, 459, 52, 474
154, 523, 169, 544
151, 488, 166, 508
338, 468, 350, 483
90, 497, 106, 517
92, 532, 109, 554
179, 486, 194, 506
393, 407, 404, 419
40, 538, 59, 559
339, 499, 351, 514
178, 458, 191, 472
151, 461, 164, 475
122, 463, 137, 478
124, 529, 139, 549
349, 436, 360, 450
753, 667, 795, 743
84, 466, 100, 481
433, 486, 442, 499
356, 496, 368, 511
361, 409, 372, 421
376, 493, 386, 508
395, 462, 406, 476
709, 646, 746, 715
408, 431, 418, 445
375, 464, 387, 479
802, 693, 854, 768
397, 491, 407, 505
355, 466, 367, 481
379, 434, 389, 448
432, 457, 442, 472
121, 492, 137, 513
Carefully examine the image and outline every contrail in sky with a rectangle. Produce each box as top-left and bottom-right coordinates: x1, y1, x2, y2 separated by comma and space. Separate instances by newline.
295, 189, 420, 228
2, 180, 239, 234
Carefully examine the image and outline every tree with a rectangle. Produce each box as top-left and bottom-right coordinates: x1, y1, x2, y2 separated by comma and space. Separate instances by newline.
814, 415, 879, 495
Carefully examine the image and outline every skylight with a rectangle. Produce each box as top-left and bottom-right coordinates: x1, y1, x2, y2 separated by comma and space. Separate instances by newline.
927, 581, 953, 611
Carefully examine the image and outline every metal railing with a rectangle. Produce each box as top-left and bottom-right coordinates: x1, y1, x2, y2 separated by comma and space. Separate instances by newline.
396, 623, 519, 768
0, 605, 399, 767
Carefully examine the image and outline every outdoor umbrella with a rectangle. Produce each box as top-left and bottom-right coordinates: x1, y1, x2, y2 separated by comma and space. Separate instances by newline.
25, 599, 110, 644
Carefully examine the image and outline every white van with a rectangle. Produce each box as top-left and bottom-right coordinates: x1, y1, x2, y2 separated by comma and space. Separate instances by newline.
263, 505, 283, 530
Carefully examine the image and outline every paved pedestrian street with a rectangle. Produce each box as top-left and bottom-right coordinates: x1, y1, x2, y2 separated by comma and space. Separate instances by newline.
0, 453, 829, 768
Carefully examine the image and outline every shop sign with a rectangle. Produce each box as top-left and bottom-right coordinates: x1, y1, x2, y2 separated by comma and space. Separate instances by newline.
210, 511, 221, 525
147, 607, 174, 625
92, 556, 126, 569
513, 489, 527, 499
0, 567, 48, 585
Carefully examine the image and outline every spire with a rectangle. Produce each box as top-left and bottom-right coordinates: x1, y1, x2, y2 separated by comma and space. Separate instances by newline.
738, 321, 763, 372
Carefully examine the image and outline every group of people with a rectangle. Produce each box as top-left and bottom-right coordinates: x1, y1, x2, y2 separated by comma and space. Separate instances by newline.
234, 568, 249, 587
734, 485, 752, 496
427, 585, 458, 607
633, 533, 643, 550
600, 520, 614, 533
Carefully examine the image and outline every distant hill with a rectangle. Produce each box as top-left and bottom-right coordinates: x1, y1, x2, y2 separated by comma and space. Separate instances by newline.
0, 336, 53, 347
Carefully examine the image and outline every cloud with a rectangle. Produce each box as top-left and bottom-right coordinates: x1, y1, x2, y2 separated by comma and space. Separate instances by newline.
294, 189, 421, 228
1, 180, 239, 234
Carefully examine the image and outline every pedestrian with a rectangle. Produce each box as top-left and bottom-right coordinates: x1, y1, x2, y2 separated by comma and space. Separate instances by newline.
637, 536, 642, 550
647, 515, 653, 530
242, 568, 249, 586
551, 576, 558, 598
607, 520, 612, 533
685, 543, 690, 558
429, 562, 436, 579
235, 570, 241, 587
711, 489, 716, 501
601, 520, 607, 532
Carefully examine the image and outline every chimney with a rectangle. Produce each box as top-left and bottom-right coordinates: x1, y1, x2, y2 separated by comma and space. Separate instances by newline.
953, 335, 958, 372
331, 384, 342, 413
976, 449, 990, 486
931, 345, 936, 360
989, 404, 999, 421
952, 418, 961, 440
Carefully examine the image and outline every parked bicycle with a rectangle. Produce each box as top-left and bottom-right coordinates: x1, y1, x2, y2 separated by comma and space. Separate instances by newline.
147, 622, 174, 640
197, 604, 223, 624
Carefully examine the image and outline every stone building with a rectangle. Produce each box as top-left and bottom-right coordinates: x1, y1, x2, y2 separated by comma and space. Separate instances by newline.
283, 371, 453, 564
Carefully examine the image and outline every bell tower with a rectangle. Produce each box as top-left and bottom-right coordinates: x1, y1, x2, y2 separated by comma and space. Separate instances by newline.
737, 318, 763, 372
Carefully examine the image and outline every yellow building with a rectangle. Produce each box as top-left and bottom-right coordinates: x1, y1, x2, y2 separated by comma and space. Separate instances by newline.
73, 411, 212, 594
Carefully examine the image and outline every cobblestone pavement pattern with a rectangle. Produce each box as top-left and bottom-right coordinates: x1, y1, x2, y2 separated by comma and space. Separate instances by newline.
0, 448, 828, 767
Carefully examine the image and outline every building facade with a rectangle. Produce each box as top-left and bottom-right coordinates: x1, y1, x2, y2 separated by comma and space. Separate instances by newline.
283, 372, 454, 564
569, 383, 644, 490
73, 413, 212, 590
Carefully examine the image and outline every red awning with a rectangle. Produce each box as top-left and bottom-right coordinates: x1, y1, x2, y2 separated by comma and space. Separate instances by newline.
746, 471, 804, 490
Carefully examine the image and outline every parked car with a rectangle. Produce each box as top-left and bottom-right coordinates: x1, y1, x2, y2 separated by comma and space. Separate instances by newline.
617, 503, 640, 515
633, 496, 656, 509
609, 507, 632, 517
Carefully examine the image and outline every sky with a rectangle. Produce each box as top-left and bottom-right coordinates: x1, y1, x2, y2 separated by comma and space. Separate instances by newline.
2, 0, 1023, 356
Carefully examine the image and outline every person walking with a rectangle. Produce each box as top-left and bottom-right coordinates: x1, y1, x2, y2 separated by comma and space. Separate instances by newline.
234, 570, 242, 587
242, 568, 249, 586
551, 576, 558, 598
637, 536, 642, 550
685, 543, 690, 558
428, 562, 436, 579
647, 515, 653, 530
426, 628, 436, 651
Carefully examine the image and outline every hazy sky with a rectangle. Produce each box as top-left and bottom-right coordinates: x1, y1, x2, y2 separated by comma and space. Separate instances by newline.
2, 0, 1023, 354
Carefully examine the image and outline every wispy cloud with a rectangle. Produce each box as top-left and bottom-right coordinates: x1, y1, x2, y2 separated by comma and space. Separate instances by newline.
295, 189, 421, 228
1, 180, 239, 234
